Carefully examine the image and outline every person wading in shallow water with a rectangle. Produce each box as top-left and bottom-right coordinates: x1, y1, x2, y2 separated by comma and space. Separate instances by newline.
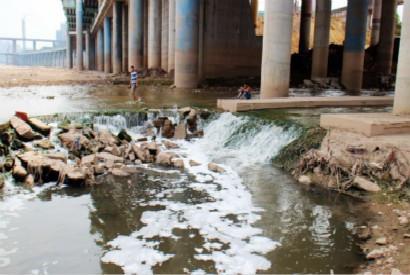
130, 65, 141, 102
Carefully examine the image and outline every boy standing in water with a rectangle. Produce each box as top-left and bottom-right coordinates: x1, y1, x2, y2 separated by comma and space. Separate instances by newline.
130, 65, 141, 102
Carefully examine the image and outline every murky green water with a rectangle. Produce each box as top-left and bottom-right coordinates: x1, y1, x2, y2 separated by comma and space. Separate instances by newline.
0, 84, 382, 274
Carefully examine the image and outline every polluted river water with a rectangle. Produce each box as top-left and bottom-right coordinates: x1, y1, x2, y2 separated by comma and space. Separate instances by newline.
0, 84, 389, 274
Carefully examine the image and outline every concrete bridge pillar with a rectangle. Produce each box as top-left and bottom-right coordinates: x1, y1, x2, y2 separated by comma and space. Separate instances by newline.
12, 40, 17, 65
341, 0, 369, 92
97, 27, 104, 71
251, 0, 259, 28
33, 40, 37, 51
299, 0, 313, 54
122, 4, 129, 72
104, 17, 112, 73
67, 34, 73, 69
143, 0, 148, 68
85, 31, 95, 70
175, 0, 200, 88
161, 0, 169, 71
376, 0, 397, 74
311, 0, 331, 79
260, 0, 293, 98
113, 1, 123, 74
148, 0, 162, 69
129, 0, 144, 70
371, 0, 382, 45
76, 0, 84, 70
168, 0, 176, 75
393, 0, 410, 114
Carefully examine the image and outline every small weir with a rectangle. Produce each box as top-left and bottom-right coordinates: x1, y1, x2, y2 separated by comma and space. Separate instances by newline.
0, 110, 366, 274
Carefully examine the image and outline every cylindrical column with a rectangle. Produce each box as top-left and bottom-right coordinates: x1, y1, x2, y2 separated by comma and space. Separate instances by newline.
371, 0, 382, 45
299, 0, 313, 54
143, 0, 149, 67
33, 41, 37, 51
129, 0, 144, 70
341, 0, 369, 92
76, 0, 84, 70
251, 0, 259, 28
393, 0, 410, 114
122, 4, 129, 72
113, 1, 123, 73
175, 0, 200, 88
104, 17, 112, 73
148, 0, 162, 69
12, 40, 17, 65
260, 1, 293, 98
66, 33, 73, 69
161, 0, 169, 71
311, 0, 331, 79
168, 0, 176, 74
85, 31, 91, 70
97, 28, 104, 71
376, 0, 397, 74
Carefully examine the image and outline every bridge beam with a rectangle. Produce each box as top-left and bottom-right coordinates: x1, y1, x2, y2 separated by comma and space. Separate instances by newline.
341, 0, 368, 92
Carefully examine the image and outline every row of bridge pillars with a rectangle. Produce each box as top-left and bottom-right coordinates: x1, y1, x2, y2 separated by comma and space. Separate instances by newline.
262, 0, 409, 114
67, 0, 409, 114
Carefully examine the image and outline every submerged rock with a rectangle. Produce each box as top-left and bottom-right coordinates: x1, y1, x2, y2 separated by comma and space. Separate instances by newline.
189, 160, 201, 167
156, 152, 175, 166
12, 163, 28, 182
118, 129, 132, 142
353, 176, 381, 192
172, 158, 184, 169
163, 140, 178, 149
208, 163, 226, 173
174, 124, 187, 140
24, 174, 35, 187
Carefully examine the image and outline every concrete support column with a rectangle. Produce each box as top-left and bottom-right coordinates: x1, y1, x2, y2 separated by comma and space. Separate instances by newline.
168, 0, 176, 74
129, 0, 144, 69
12, 40, 17, 65
143, 0, 149, 67
161, 0, 169, 71
113, 1, 123, 74
148, 0, 162, 69
376, 0, 397, 74
33, 41, 37, 51
299, 0, 313, 54
97, 28, 104, 71
175, 0, 200, 88
76, 0, 84, 70
393, 1, 410, 114
260, 1, 293, 98
251, 0, 259, 28
311, 0, 331, 79
122, 4, 129, 72
371, 0, 382, 45
85, 32, 91, 70
341, 0, 369, 92
66, 34, 73, 69
104, 17, 112, 73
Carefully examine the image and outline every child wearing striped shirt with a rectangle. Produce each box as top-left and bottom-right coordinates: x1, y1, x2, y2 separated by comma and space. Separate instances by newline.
130, 65, 141, 102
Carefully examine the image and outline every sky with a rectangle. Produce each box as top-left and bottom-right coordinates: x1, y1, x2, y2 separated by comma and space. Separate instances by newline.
0, 0, 65, 40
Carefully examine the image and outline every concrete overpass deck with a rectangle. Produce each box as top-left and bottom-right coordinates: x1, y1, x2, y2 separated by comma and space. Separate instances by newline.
217, 96, 394, 112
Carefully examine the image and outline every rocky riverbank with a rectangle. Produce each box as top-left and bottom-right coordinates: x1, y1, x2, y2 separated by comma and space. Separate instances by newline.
274, 126, 410, 274
0, 107, 224, 190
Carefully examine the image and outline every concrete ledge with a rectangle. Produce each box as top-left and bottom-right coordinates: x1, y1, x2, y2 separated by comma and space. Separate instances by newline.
320, 113, 410, 137
217, 96, 393, 112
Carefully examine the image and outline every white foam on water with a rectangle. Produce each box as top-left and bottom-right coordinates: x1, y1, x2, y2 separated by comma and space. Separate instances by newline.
102, 112, 298, 274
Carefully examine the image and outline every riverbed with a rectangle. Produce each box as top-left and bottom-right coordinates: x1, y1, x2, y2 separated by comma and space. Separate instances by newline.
0, 84, 390, 274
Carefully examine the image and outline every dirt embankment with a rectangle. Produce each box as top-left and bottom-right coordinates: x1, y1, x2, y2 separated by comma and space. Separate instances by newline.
274, 127, 410, 274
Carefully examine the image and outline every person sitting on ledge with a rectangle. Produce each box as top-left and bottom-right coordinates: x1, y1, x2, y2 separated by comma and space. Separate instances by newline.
237, 84, 252, 100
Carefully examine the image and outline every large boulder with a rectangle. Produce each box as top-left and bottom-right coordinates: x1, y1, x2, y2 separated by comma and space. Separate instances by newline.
174, 124, 187, 140
353, 176, 381, 192
34, 139, 55, 150
156, 152, 175, 166
28, 118, 51, 135
162, 119, 175, 139
172, 158, 184, 169
118, 129, 132, 142
96, 129, 119, 146
208, 163, 226, 173
10, 116, 40, 141
59, 130, 89, 151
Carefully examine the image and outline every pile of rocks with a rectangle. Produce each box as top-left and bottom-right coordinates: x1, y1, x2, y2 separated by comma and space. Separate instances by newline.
301, 78, 342, 90
0, 108, 222, 189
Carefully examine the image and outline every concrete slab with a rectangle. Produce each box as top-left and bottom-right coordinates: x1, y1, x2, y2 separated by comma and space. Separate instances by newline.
217, 96, 393, 112
320, 113, 410, 137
